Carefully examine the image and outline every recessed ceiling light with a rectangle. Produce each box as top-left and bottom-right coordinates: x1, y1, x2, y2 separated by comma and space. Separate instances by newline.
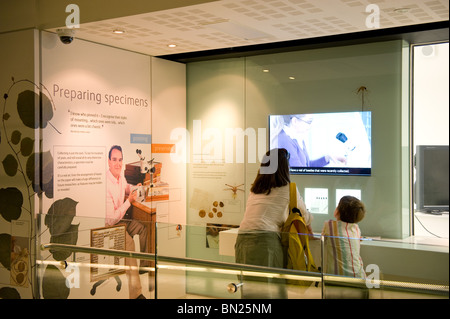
113, 29, 125, 34
168, 44, 177, 48
198, 18, 230, 26
263, 69, 269, 73
393, 7, 410, 13
289, 76, 295, 80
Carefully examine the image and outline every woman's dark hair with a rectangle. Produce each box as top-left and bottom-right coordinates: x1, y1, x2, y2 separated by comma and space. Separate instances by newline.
337, 195, 366, 223
250, 148, 290, 195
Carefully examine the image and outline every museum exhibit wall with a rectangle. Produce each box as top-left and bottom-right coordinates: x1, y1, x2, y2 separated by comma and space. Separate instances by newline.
0, 29, 39, 299
245, 40, 409, 239
0, 30, 186, 299
149, 56, 188, 299
150, 56, 187, 258
185, 40, 410, 297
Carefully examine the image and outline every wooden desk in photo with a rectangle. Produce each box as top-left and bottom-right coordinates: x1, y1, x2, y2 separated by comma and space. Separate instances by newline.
131, 200, 156, 292
131, 200, 156, 258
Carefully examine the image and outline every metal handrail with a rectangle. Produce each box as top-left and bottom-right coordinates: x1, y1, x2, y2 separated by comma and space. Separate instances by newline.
41, 243, 449, 296
40, 243, 321, 281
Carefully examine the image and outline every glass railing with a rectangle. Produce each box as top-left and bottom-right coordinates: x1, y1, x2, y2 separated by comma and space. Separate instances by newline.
36, 214, 449, 299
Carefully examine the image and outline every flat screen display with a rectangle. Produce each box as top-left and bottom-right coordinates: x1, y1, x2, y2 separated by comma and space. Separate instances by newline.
415, 145, 449, 213
269, 111, 372, 176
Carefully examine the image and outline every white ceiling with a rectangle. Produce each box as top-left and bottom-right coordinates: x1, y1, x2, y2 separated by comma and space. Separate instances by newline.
48, 0, 449, 57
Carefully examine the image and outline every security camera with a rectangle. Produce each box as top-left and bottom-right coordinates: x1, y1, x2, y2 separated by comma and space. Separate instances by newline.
56, 28, 76, 44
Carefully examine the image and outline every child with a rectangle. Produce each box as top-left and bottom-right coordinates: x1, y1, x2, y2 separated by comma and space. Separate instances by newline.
322, 195, 366, 279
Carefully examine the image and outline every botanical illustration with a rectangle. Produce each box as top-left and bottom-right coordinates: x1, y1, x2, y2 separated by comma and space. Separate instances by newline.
0, 77, 78, 299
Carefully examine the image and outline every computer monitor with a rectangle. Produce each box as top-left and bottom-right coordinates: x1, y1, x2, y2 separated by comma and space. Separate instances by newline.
269, 111, 371, 176
415, 145, 449, 213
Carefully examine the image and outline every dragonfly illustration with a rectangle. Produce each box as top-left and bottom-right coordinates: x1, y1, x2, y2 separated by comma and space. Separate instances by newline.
224, 184, 244, 199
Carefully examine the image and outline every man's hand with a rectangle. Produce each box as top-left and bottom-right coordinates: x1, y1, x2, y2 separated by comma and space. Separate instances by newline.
128, 189, 138, 203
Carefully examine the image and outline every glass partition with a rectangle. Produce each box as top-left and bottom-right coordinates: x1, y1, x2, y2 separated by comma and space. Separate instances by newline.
323, 235, 448, 299
36, 214, 157, 299
36, 215, 448, 299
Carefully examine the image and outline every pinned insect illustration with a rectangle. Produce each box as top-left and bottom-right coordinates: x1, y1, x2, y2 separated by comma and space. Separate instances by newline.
224, 184, 244, 199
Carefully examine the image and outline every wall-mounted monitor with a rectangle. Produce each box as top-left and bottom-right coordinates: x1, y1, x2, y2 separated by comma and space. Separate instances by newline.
269, 111, 372, 176
414, 145, 449, 213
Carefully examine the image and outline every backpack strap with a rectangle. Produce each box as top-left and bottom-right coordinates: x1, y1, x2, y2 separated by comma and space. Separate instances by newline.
289, 182, 302, 216
287, 183, 320, 275
289, 182, 297, 214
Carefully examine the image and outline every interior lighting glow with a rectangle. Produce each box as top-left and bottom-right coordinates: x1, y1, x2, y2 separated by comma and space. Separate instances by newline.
393, 7, 410, 13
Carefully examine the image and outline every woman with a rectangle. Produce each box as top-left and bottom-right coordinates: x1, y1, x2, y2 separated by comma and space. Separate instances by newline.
235, 148, 313, 298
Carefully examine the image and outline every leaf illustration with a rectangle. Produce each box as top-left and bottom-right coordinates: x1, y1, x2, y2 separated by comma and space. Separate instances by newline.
40, 91, 54, 127
2, 154, 18, 177
42, 264, 70, 299
40, 151, 53, 185
42, 176, 54, 199
20, 137, 34, 156
0, 187, 23, 222
0, 233, 11, 270
50, 224, 79, 261
10, 130, 21, 145
25, 153, 40, 195
17, 90, 54, 129
45, 198, 78, 235
0, 287, 21, 299
16, 91, 36, 129
26, 151, 53, 195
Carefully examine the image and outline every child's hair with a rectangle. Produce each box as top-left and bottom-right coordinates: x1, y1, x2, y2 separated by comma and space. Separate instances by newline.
337, 196, 366, 223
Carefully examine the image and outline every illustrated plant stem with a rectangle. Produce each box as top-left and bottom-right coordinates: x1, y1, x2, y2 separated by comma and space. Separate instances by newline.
1, 78, 57, 297
2, 80, 36, 295
2, 82, 34, 213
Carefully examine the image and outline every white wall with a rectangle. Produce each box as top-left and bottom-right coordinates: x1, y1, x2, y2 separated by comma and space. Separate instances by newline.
413, 42, 449, 146
413, 42, 449, 238
150, 57, 187, 298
